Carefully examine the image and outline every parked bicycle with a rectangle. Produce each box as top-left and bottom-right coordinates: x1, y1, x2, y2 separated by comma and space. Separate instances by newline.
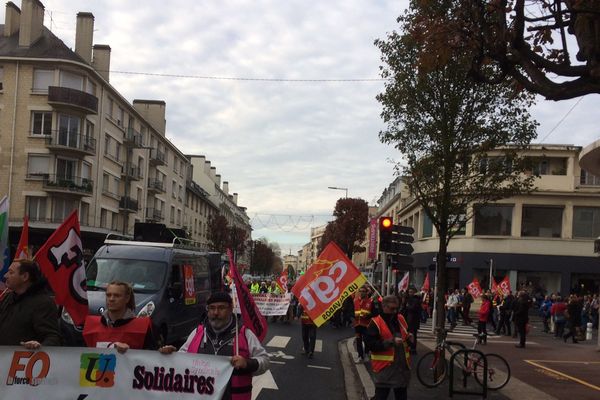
416, 329, 511, 390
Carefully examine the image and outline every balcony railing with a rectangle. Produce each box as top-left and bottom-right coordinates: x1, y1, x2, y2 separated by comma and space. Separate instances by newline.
46, 131, 96, 156
147, 178, 166, 193
149, 148, 166, 166
119, 197, 139, 213
145, 207, 164, 221
124, 127, 144, 148
47, 86, 98, 114
41, 174, 93, 196
121, 163, 142, 181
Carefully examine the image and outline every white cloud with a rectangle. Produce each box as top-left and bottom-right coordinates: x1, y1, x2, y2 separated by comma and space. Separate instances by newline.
5, 0, 598, 253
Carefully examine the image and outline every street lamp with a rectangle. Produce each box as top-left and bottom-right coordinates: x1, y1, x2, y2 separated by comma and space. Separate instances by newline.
328, 186, 348, 198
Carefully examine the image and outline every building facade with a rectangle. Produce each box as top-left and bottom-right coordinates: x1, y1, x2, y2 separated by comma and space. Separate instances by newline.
391, 145, 600, 295
0, 1, 250, 257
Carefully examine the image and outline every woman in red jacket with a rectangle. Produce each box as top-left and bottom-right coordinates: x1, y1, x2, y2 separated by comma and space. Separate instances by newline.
477, 294, 491, 344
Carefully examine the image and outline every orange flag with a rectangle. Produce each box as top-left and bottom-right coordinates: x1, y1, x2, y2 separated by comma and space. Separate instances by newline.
15, 215, 30, 259
292, 242, 366, 327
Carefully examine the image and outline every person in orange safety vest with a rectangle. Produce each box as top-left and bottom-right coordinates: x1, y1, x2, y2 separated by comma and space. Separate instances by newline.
83, 281, 157, 352
353, 285, 374, 362
364, 295, 412, 400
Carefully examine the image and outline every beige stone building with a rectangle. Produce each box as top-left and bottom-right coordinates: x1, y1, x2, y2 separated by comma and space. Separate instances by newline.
381, 144, 600, 295
0, 0, 250, 256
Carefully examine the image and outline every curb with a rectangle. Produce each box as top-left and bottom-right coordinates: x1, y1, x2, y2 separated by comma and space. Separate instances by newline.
340, 338, 373, 400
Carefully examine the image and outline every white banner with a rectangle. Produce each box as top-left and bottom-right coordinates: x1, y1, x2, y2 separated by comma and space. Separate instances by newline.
232, 290, 291, 316
0, 346, 233, 400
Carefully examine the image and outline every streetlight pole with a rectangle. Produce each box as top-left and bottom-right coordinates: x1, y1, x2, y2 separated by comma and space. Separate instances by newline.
327, 186, 348, 198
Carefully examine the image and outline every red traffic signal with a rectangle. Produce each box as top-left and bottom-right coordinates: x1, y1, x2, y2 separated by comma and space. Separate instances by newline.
379, 217, 393, 231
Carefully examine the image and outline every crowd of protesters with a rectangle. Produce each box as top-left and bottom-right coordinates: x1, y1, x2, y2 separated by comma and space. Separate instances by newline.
540, 292, 599, 343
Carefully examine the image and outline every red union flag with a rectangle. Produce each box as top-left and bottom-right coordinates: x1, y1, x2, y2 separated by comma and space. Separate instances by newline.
498, 276, 511, 296
34, 210, 88, 326
227, 249, 267, 342
276, 269, 288, 293
467, 278, 483, 298
15, 215, 30, 259
421, 272, 430, 292
292, 241, 366, 327
398, 271, 409, 292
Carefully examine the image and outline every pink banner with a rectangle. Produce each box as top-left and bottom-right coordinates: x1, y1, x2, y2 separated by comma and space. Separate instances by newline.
368, 217, 377, 260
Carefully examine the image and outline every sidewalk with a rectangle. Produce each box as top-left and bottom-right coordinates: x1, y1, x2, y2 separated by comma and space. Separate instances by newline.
340, 315, 594, 399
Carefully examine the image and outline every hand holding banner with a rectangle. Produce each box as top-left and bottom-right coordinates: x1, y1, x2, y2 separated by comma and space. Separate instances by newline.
291, 242, 366, 327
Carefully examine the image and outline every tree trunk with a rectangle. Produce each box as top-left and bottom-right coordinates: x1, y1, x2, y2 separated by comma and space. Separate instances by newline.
435, 234, 449, 344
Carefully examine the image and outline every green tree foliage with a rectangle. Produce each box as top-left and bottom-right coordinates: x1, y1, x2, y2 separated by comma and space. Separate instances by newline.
409, 0, 600, 100
375, 1, 538, 335
207, 214, 230, 253
319, 198, 369, 259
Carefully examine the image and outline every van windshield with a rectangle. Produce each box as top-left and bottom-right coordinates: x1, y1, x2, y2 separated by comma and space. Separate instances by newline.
86, 258, 167, 293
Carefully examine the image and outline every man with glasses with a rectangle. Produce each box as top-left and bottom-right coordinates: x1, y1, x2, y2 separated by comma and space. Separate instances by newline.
160, 292, 269, 400
353, 285, 374, 362
365, 295, 412, 400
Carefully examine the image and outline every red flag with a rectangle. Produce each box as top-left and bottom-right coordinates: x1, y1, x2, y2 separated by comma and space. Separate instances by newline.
227, 248, 267, 342
292, 241, 366, 327
34, 210, 88, 326
491, 278, 498, 294
498, 276, 511, 296
276, 269, 288, 293
398, 271, 409, 292
421, 272, 430, 292
467, 278, 483, 298
15, 215, 30, 259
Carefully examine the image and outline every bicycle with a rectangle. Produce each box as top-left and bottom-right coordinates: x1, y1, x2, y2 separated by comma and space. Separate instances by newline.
416, 329, 511, 390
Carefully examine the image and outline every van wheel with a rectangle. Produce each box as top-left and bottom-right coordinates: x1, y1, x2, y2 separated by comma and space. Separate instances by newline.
158, 326, 168, 347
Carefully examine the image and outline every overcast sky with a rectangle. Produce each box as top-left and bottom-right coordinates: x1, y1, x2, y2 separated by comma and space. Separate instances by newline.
6, 0, 598, 254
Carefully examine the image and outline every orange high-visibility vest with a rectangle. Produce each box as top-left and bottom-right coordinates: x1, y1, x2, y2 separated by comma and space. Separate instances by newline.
353, 296, 373, 327
369, 314, 411, 372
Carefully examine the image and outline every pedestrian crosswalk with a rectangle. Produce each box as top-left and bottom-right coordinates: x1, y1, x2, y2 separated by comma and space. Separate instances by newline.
418, 318, 480, 338
265, 335, 323, 354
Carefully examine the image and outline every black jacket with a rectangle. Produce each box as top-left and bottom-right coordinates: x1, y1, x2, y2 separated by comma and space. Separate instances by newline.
0, 282, 61, 346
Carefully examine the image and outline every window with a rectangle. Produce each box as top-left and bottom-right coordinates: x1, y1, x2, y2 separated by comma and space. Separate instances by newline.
172, 180, 177, 198
117, 107, 124, 126
580, 169, 600, 186
56, 158, 76, 179
58, 114, 80, 147
31, 112, 53, 135
177, 209, 182, 225
27, 154, 50, 178
53, 198, 78, 222
104, 135, 110, 155
115, 142, 121, 161
86, 80, 96, 96
474, 205, 513, 236
80, 202, 89, 226
170, 206, 175, 223
179, 185, 183, 201
521, 206, 563, 238
26, 196, 46, 221
107, 98, 114, 118
100, 208, 108, 228
85, 121, 94, 139
111, 212, 120, 230
174, 158, 179, 174
81, 162, 91, 181
422, 213, 433, 238
33, 69, 54, 91
59, 71, 83, 90
102, 173, 109, 192
573, 207, 600, 238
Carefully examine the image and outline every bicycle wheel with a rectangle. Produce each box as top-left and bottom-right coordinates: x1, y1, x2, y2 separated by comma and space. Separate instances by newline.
473, 353, 511, 390
416, 351, 448, 388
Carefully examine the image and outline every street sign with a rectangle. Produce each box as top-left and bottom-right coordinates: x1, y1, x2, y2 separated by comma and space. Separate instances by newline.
394, 225, 414, 235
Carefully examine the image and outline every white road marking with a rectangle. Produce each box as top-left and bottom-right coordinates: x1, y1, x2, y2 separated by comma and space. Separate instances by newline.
252, 370, 278, 400
307, 365, 332, 370
270, 360, 286, 365
266, 335, 291, 348
315, 339, 323, 352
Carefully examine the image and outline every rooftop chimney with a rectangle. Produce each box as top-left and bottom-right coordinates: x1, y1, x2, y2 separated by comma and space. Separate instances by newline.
133, 100, 166, 136
75, 12, 94, 64
92, 44, 111, 81
204, 160, 212, 175
233, 193, 238, 205
18, 0, 44, 48
223, 181, 229, 195
4, 2, 21, 37
215, 174, 221, 187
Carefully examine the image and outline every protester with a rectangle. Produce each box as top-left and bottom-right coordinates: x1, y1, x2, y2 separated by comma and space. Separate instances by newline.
445, 289, 460, 330
160, 292, 269, 400
539, 295, 553, 333
83, 281, 157, 352
563, 294, 582, 344
513, 291, 531, 348
250, 280, 260, 294
403, 286, 421, 355
0, 259, 61, 348
551, 295, 567, 338
353, 285, 374, 362
477, 294, 491, 344
365, 295, 412, 400
461, 288, 473, 325
299, 304, 317, 358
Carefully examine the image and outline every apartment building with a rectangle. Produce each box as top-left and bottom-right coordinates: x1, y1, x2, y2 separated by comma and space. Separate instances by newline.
0, 1, 250, 256
378, 144, 600, 295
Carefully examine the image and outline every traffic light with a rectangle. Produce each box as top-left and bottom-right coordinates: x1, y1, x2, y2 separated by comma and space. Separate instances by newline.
379, 217, 393, 252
